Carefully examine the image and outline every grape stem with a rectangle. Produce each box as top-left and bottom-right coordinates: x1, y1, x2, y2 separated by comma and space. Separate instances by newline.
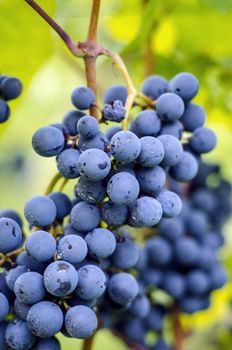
44, 172, 63, 195
173, 308, 184, 350
0, 246, 25, 267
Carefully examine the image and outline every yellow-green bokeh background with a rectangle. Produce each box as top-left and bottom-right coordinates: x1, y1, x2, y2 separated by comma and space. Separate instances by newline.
1, 0, 232, 349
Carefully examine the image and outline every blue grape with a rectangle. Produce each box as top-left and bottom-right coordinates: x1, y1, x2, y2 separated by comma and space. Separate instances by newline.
0, 209, 22, 228
192, 188, 216, 214
0, 293, 9, 321
0, 272, 13, 299
85, 228, 116, 259
147, 237, 172, 267
62, 110, 85, 136
43, 261, 78, 297
50, 123, 69, 138
107, 172, 140, 205
134, 110, 161, 136
103, 100, 126, 122
158, 217, 184, 241
137, 136, 164, 167
71, 86, 95, 110
190, 127, 217, 153
185, 209, 208, 238
6, 265, 28, 291
110, 131, 141, 163
142, 268, 163, 287
162, 272, 186, 299
129, 196, 163, 227
78, 148, 111, 181
179, 297, 205, 314
135, 248, 148, 271
1, 77, 22, 100
25, 230, 56, 262
174, 237, 199, 266
71, 201, 100, 232
0, 321, 7, 350
27, 301, 63, 337
64, 223, 83, 236
145, 305, 166, 332
57, 148, 80, 179
14, 271, 46, 304
159, 121, 183, 139
107, 272, 139, 305
128, 293, 151, 318
0, 100, 10, 123
141, 75, 168, 100
169, 72, 199, 100
156, 190, 182, 218
0, 218, 22, 253
156, 92, 184, 122
32, 126, 64, 157
78, 131, 109, 152
24, 195, 57, 227
105, 126, 122, 140
186, 270, 210, 295
151, 338, 172, 350
76, 265, 106, 300
169, 151, 198, 182
75, 177, 106, 204
14, 298, 31, 320
57, 234, 87, 264
110, 238, 139, 269
100, 200, 128, 226
180, 103, 206, 131
65, 305, 97, 339
49, 192, 72, 220
136, 165, 166, 194
16, 252, 46, 273
34, 337, 61, 350
158, 135, 183, 167
104, 85, 127, 104
77, 115, 99, 139
210, 264, 227, 289
6, 318, 36, 350
122, 319, 146, 342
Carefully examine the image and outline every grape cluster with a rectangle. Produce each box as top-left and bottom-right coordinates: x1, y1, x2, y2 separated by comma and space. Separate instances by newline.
0, 75, 23, 123
0, 72, 229, 350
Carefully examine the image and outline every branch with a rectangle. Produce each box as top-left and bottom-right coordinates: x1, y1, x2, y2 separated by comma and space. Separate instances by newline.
87, 0, 101, 42
173, 308, 184, 350
24, 0, 80, 55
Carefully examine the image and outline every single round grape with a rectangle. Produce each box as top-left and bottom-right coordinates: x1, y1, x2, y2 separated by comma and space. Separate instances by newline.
159, 120, 183, 139
14, 298, 31, 320
137, 136, 164, 167
128, 294, 151, 318
57, 234, 87, 264
105, 126, 122, 140
180, 103, 206, 131
6, 265, 28, 291
25, 230, 56, 262
0, 209, 23, 227
179, 297, 206, 314
107, 172, 140, 205
71, 201, 100, 232
185, 209, 208, 238
16, 252, 46, 274
27, 301, 63, 338
0, 321, 7, 350
76, 265, 107, 300
186, 270, 210, 295
49, 192, 72, 220
103, 100, 126, 122
156, 190, 182, 218
142, 268, 163, 287
110, 131, 141, 163
0, 100, 10, 123
145, 305, 166, 332
65, 305, 98, 339
78, 131, 109, 152
210, 264, 227, 289
174, 237, 199, 266
100, 200, 128, 226
141, 75, 168, 100
71, 86, 95, 110
24, 195, 57, 227
147, 237, 172, 267
78, 148, 111, 181
0, 293, 9, 321
0, 217, 22, 253
129, 196, 163, 227
108, 272, 139, 305
162, 272, 186, 299
77, 115, 99, 139
32, 126, 64, 157
62, 110, 85, 136
5, 318, 36, 350
57, 148, 80, 179
134, 110, 161, 136
123, 319, 146, 342
158, 135, 183, 167
169, 72, 199, 100
34, 337, 61, 350
44, 261, 78, 297
158, 217, 184, 241
110, 238, 139, 269
169, 151, 198, 182
85, 228, 116, 259
156, 92, 184, 122
14, 271, 46, 304
1, 77, 22, 100
190, 127, 217, 153
136, 165, 166, 194
103, 85, 127, 104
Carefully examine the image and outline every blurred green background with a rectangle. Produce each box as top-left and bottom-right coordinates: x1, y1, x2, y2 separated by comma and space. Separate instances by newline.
1, 0, 232, 349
